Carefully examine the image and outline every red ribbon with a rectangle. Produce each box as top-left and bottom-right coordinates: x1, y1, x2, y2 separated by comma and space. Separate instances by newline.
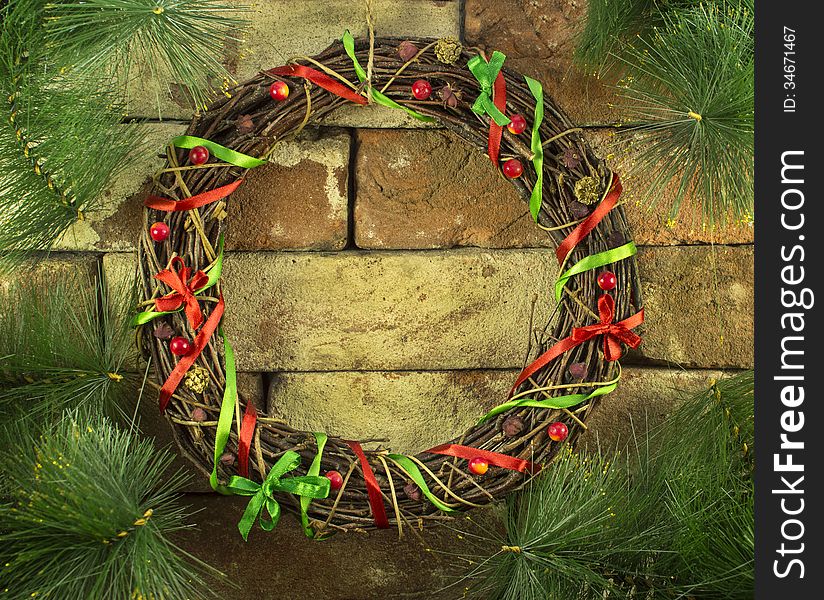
144, 180, 243, 212
267, 65, 368, 106
154, 257, 209, 330
345, 440, 389, 529
571, 294, 643, 362
555, 175, 623, 265
488, 72, 506, 165
426, 443, 541, 475
158, 294, 224, 413
508, 296, 643, 399
237, 401, 257, 478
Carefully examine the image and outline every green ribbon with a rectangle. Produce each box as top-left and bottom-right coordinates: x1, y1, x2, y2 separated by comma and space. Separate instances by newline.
554, 242, 637, 303
210, 327, 237, 494
478, 380, 619, 424
525, 76, 544, 221
341, 31, 434, 123
387, 454, 456, 514
300, 432, 329, 538
227, 450, 331, 541
467, 51, 511, 127
131, 236, 225, 326
171, 135, 266, 169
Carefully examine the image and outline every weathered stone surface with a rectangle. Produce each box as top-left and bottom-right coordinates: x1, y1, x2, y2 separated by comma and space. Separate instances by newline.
464, 0, 624, 125
588, 130, 754, 245
268, 370, 513, 454
53, 124, 186, 252
132, 373, 266, 493
226, 130, 350, 251
0, 254, 99, 292
355, 129, 552, 249
177, 494, 500, 600
578, 367, 728, 451
635, 245, 754, 369
221, 249, 556, 371
126, 0, 461, 122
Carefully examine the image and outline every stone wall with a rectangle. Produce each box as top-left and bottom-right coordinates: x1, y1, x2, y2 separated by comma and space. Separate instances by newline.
11, 1, 754, 598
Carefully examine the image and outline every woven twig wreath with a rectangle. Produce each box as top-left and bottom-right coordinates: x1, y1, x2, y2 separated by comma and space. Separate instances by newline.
137, 35, 643, 537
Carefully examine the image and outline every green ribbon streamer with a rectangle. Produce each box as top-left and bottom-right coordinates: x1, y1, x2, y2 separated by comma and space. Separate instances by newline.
341, 31, 435, 123
300, 432, 329, 538
466, 51, 511, 127
478, 381, 619, 424
525, 76, 544, 221
226, 451, 331, 541
171, 135, 266, 169
387, 454, 456, 514
131, 236, 225, 327
554, 242, 637, 303
210, 327, 237, 494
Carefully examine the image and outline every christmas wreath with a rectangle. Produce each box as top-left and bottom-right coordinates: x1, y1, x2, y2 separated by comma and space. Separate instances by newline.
135, 33, 644, 539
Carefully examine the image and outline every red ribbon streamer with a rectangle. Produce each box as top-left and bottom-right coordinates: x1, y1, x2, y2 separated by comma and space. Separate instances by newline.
154, 257, 209, 330
237, 401, 257, 478
268, 65, 368, 106
571, 295, 644, 362
158, 294, 225, 413
345, 440, 389, 529
555, 175, 623, 265
144, 180, 243, 212
508, 296, 643, 399
488, 72, 506, 165
426, 443, 541, 475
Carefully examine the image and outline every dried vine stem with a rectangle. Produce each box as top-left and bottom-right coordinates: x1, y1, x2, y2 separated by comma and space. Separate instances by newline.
138, 36, 642, 535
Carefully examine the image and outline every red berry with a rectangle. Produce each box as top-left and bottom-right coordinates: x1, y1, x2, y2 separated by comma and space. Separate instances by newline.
547, 422, 569, 442
502, 159, 524, 179
169, 336, 191, 357
269, 81, 289, 101
325, 470, 344, 491
411, 79, 432, 100
468, 457, 489, 475
507, 114, 527, 135
597, 271, 617, 291
189, 145, 209, 165
149, 222, 169, 242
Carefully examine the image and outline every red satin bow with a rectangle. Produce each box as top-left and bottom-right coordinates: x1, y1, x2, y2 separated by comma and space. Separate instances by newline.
571, 294, 643, 362
154, 257, 209, 330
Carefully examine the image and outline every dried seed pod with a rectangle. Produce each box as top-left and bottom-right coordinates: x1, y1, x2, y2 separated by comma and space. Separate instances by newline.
502, 415, 525, 438
398, 40, 419, 62
404, 482, 423, 501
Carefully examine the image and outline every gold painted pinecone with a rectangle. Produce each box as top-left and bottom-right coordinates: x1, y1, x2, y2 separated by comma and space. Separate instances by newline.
184, 365, 210, 394
434, 37, 463, 64
574, 176, 601, 205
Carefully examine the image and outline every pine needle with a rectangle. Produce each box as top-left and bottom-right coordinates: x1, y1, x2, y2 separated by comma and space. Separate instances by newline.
0, 412, 221, 599
0, 265, 139, 423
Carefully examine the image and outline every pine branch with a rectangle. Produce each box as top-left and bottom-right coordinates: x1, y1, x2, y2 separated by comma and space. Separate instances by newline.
43, 0, 248, 110
1, 0, 140, 269
0, 412, 222, 599
0, 265, 139, 423
615, 1, 754, 226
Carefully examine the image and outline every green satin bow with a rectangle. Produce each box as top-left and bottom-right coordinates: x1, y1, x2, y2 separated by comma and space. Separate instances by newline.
467, 51, 511, 127
227, 451, 331, 541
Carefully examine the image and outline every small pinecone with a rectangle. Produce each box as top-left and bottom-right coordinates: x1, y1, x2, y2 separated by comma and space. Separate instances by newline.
184, 365, 210, 394
398, 40, 419, 62
434, 37, 463, 64
502, 415, 525, 438
574, 176, 601, 205
404, 482, 423, 502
